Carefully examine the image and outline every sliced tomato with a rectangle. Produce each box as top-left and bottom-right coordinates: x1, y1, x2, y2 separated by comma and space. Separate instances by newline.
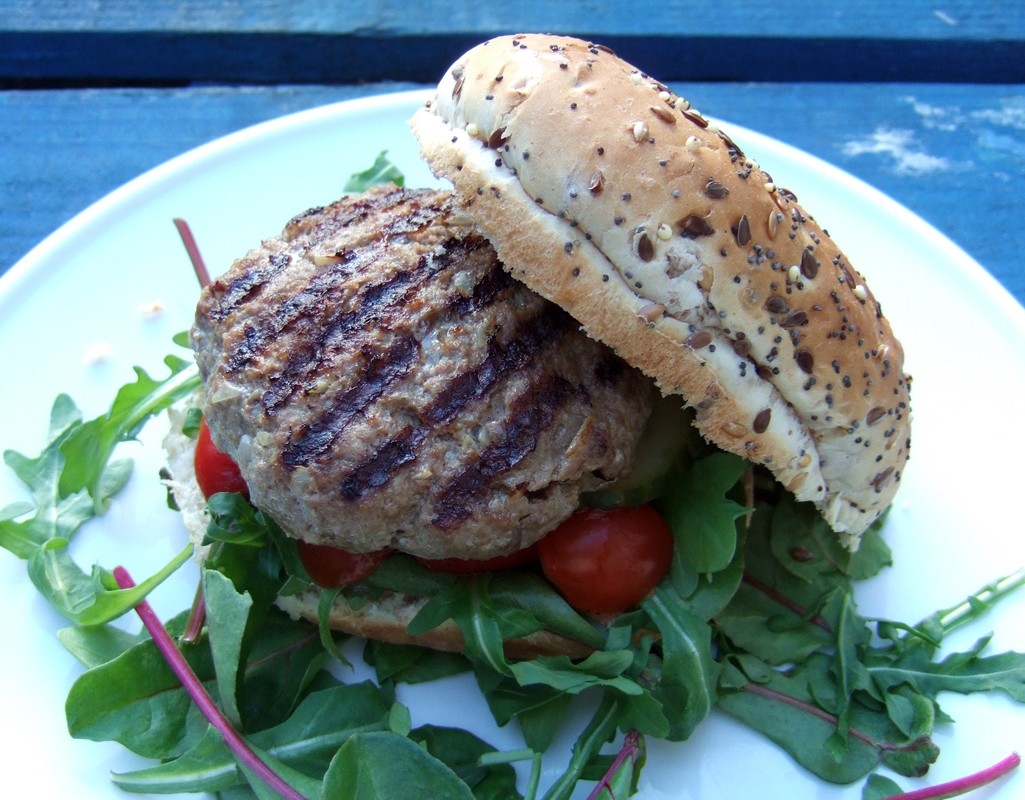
297, 541, 393, 588
417, 543, 539, 575
538, 506, 673, 615
194, 418, 250, 500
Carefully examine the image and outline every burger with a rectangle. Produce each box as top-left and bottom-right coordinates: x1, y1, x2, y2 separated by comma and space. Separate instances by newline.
165, 34, 911, 661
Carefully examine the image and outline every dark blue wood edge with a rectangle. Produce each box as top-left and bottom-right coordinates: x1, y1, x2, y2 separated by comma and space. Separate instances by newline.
3, 32, 1025, 86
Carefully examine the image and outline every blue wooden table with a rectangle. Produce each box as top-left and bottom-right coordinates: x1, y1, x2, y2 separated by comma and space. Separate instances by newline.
2, 1, 1024, 309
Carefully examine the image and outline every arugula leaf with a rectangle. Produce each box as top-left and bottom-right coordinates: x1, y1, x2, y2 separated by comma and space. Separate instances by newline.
868, 635, 1025, 702
363, 640, 470, 686
474, 674, 572, 754
2, 363, 201, 624
1, 395, 93, 558
27, 538, 192, 624
540, 694, 621, 800
409, 576, 520, 677
660, 451, 748, 574
491, 572, 606, 650
59, 357, 200, 509
642, 585, 719, 740
822, 588, 872, 760
343, 151, 405, 193
509, 651, 640, 697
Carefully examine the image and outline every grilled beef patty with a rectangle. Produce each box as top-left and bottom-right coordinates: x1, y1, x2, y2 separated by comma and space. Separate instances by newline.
192, 184, 654, 560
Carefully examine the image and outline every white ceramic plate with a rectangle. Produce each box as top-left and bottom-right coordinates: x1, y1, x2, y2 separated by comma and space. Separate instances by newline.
1, 90, 1023, 799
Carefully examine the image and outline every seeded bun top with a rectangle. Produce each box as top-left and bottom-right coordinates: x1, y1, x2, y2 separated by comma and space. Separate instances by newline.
410, 34, 911, 545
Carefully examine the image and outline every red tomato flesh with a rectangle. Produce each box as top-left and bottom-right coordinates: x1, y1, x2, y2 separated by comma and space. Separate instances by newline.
194, 418, 250, 500
297, 541, 393, 588
538, 506, 673, 615
417, 543, 539, 575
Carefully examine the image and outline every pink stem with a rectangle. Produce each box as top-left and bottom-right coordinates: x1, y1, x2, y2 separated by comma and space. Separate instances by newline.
741, 574, 832, 631
585, 730, 643, 800
181, 581, 207, 645
173, 218, 211, 288
883, 752, 1020, 800
113, 566, 306, 800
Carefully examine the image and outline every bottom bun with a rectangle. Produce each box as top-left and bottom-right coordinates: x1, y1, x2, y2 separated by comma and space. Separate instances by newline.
163, 404, 592, 660
276, 589, 593, 660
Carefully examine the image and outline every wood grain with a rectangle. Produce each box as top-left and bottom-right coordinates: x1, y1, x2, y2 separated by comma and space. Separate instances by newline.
2, 1, 1023, 85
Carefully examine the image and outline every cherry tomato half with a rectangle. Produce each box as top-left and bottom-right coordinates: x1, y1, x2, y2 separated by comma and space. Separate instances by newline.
297, 541, 393, 588
538, 506, 673, 615
194, 418, 250, 500
417, 543, 539, 575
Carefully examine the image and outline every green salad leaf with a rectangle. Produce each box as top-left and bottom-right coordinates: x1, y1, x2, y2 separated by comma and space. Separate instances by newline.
343, 150, 406, 193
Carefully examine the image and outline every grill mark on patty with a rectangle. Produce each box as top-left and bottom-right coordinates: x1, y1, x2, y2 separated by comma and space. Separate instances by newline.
284, 186, 446, 243
431, 373, 578, 531
261, 236, 495, 414
225, 249, 365, 374
206, 252, 292, 321
336, 301, 576, 500
281, 335, 421, 470
208, 188, 448, 327
279, 251, 518, 468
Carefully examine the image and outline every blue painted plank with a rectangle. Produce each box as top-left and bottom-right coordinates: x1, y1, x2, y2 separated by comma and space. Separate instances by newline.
2, 83, 1023, 309
3, 31, 1023, 86
2, 1, 1024, 85
4, 0, 1023, 39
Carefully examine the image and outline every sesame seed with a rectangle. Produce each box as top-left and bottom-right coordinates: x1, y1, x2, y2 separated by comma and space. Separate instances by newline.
632, 121, 649, 141
853, 284, 868, 300
466, 122, 479, 137
686, 135, 702, 152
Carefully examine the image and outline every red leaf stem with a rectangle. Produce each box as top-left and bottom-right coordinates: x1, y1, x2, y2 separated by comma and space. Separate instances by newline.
742, 573, 832, 631
741, 682, 878, 749
173, 218, 211, 288
181, 580, 207, 645
882, 752, 1020, 800
113, 566, 307, 800
585, 729, 644, 800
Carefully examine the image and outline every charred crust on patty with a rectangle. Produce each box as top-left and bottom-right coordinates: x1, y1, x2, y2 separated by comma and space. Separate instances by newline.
192, 185, 654, 561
